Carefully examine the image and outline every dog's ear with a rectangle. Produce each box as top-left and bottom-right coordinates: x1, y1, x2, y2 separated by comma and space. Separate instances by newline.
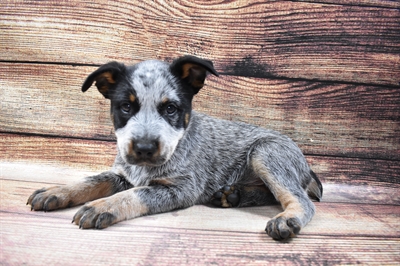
170, 55, 219, 94
81, 62, 126, 99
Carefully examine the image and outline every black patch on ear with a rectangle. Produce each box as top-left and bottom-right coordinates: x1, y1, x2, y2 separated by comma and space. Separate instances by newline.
170, 55, 219, 94
81, 62, 126, 99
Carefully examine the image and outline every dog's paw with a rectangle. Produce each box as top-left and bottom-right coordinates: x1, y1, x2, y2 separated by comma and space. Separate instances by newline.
27, 186, 73, 211
210, 185, 240, 208
72, 190, 148, 229
265, 216, 301, 240
72, 194, 128, 229
72, 202, 117, 229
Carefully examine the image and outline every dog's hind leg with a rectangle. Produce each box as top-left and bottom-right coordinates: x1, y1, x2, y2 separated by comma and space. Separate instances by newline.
251, 153, 317, 240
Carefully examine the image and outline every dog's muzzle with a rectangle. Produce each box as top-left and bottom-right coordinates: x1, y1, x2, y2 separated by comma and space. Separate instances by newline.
126, 139, 162, 166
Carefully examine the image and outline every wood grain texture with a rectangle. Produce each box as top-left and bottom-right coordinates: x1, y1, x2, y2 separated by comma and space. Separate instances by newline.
2, 161, 398, 205
200, 76, 400, 160
1, 134, 399, 190
2, 212, 399, 265
0, 64, 114, 140
1, 177, 399, 265
2, 178, 400, 238
0, 134, 116, 171
297, 0, 400, 8
1, 63, 399, 160
1, 1, 399, 85
307, 156, 400, 187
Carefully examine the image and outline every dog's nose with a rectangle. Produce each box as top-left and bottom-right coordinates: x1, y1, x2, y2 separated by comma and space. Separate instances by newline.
133, 141, 158, 160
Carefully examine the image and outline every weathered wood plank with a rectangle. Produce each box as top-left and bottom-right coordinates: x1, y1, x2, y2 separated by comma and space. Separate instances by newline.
297, 0, 400, 8
322, 183, 400, 205
1, 133, 399, 191
1, 181, 400, 266
0, 134, 116, 171
307, 156, 400, 187
201, 76, 400, 160
2, 199, 400, 240
2, 178, 400, 237
0, 64, 113, 139
1, 133, 399, 187
1, 63, 399, 159
2, 161, 399, 205
2, 159, 399, 264
1, 211, 399, 265
1, 1, 399, 85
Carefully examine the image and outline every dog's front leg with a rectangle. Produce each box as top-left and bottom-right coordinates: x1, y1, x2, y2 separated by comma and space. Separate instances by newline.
27, 171, 132, 211
73, 176, 198, 229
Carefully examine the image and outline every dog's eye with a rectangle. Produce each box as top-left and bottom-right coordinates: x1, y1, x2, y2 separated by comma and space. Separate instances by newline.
166, 104, 177, 115
120, 103, 131, 113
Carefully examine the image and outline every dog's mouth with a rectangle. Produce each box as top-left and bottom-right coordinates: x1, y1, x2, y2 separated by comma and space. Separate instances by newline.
124, 154, 168, 167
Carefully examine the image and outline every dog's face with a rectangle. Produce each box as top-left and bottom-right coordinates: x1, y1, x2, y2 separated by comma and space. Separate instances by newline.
82, 56, 218, 166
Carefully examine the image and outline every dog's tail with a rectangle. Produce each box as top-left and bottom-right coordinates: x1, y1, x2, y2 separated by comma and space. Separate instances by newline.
307, 170, 323, 202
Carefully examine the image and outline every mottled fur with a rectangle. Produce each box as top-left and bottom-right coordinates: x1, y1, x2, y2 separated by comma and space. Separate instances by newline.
27, 55, 322, 240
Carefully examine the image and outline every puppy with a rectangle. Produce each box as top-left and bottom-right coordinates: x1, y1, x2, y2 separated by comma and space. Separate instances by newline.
27, 55, 322, 240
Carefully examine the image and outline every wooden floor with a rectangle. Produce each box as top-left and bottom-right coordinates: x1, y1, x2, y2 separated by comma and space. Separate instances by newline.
1, 161, 399, 265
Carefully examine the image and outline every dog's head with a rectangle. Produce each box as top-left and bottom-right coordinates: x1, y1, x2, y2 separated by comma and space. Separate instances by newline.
82, 56, 218, 166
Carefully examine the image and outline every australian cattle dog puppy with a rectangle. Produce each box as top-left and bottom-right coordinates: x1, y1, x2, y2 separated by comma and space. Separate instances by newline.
27, 55, 322, 240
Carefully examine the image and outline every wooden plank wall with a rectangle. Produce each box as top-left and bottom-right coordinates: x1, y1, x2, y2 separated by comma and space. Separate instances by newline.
1, 1, 399, 186
1, 1, 400, 265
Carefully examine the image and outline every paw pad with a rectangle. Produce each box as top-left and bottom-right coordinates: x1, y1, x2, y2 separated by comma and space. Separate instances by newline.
211, 185, 240, 208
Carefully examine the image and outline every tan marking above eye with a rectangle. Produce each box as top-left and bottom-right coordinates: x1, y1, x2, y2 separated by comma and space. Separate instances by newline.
162, 97, 170, 104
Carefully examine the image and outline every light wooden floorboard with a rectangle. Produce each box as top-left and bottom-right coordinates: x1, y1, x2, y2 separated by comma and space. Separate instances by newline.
1, 163, 399, 265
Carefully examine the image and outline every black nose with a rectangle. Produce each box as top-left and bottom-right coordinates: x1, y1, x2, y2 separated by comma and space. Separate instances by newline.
133, 141, 158, 160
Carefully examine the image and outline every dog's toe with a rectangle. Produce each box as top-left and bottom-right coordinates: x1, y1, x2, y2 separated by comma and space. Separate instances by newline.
210, 185, 240, 208
73, 200, 118, 229
226, 191, 240, 206
95, 212, 116, 229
